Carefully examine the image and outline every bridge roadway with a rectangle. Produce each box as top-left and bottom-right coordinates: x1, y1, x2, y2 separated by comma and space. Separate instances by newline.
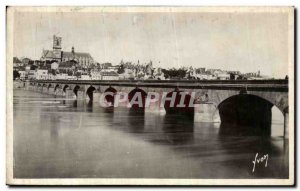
31, 79, 288, 92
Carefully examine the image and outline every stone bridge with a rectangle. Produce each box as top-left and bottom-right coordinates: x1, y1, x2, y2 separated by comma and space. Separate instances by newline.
17, 79, 289, 137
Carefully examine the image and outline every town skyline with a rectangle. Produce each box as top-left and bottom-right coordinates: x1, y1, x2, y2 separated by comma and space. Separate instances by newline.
13, 11, 289, 78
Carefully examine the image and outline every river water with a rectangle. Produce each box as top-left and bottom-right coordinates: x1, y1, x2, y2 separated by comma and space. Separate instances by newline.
13, 88, 289, 179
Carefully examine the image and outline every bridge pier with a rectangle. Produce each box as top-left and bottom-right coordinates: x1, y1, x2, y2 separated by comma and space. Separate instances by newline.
42, 87, 48, 94
66, 89, 75, 99
27, 84, 32, 91
163, 90, 195, 118
284, 112, 289, 139
25, 81, 30, 90
76, 91, 85, 100
55, 89, 64, 97
86, 86, 96, 102
31, 85, 35, 91
48, 87, 55, 95
93, 92, 101, 103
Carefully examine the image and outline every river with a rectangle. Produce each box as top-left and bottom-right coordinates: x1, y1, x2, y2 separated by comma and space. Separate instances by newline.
13, 88, 289, 179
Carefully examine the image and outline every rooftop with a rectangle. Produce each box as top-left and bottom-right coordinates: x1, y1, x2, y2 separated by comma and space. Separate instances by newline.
42, 50, 93, 60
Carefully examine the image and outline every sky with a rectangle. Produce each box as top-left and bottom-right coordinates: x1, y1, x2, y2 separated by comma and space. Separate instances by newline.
13, 9, 290, 78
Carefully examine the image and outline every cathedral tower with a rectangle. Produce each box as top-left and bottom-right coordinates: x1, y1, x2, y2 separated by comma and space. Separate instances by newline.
53, 35, 62, 61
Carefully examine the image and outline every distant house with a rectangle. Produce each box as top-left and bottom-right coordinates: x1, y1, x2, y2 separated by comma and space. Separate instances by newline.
145, 61, 154, 75
217, 73, 230, 80
196, 68, 206, 74
35, 69, 48, 80
227, 70, 241, 75
34, 60, 43, 66
119, 69, 134, 80
18, 70, 26, 80
56, 73, 68, 80
30, 64, 38, 70
196, 73, 215, 80
48, 73, 56, 80
100, 62, 113, 69
90, 70, 102, 80
25, 66, 31, 71
58, 60, 77, 74
67, 76, 77, 80
81, 75, 91, 80
51, 62, 59, 70
206, 69, 222, 76
100, 71, 119, 80
154, 73, 165, 80
28, 70, 36, 80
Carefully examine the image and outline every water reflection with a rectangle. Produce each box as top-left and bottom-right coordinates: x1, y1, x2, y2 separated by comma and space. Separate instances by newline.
50, 115, 59, 141
13, 89, 289, 179
162, 114, 194, 144
219, 122, 271, 136
103, 106, 114, 113
72, 100, 77, 108
216, 135, 288, 177
86, 100, 93, 112
127, 109, 145, 133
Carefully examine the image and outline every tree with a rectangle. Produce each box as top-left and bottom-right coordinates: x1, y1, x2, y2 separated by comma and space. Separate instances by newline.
67, 70, 73, 76
285, 75, 288, 80
161, 69, 169, 79
30, 65, 38, 70
230, 73, 235, 80
161, 68, 187, 79
51, 69, 57, 76
75, 71, 81, 79
13, 70, 20, 80
28, 60, 34, 65
117, 64, 125, 74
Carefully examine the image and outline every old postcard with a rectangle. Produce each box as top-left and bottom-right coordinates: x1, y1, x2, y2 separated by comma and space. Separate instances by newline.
6, 6, 294, 185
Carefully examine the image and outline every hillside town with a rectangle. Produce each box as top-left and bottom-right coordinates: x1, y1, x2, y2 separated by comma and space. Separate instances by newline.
13, 35, 266, 81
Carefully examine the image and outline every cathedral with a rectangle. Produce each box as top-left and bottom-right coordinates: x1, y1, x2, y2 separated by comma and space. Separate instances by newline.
40, 35, 94, 68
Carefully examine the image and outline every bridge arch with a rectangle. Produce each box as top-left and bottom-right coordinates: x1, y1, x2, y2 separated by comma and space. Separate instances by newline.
63, 85, 69, 93
54, 84, 61, 91
248, 91, 288, 114
128, 88, 147, 110
73, 85, 81, 97
217, 94, 277, 136
37, 83, 42, 91
212, 90, 288, 114
163, 89, 195, 117
104, 87, 117, 105
86, 86, 96, 101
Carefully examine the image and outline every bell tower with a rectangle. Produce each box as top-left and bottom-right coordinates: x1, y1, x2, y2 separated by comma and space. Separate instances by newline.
53, 35, 62, 61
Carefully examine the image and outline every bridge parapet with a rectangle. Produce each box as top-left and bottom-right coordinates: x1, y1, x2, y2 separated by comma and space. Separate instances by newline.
30, 79, 288, 92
